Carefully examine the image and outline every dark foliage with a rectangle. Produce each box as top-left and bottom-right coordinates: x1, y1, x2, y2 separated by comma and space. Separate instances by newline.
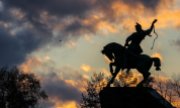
80, 72, 140, 108
80, 73, 106, 108
0, 67, 47, 108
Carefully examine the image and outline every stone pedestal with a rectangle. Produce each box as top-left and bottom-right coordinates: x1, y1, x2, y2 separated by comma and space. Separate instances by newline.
99, 87, 174, 108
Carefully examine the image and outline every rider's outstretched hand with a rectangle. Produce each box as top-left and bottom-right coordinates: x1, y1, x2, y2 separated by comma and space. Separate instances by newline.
153, 19, 157, 24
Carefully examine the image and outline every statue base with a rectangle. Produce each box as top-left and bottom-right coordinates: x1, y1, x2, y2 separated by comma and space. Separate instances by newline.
99, 87, 174, 108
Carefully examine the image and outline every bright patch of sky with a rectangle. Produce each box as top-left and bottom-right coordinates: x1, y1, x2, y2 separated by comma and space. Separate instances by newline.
32, 25, 180, 78
174, 0, 180, 9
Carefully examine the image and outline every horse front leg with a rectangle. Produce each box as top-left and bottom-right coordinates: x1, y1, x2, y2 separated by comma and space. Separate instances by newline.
109, 62, 115, 75
107, 66, 121, 87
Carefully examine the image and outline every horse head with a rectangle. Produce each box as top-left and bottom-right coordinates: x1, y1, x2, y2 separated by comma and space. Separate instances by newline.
101, 42, 124, 62
101, 47, 114, 61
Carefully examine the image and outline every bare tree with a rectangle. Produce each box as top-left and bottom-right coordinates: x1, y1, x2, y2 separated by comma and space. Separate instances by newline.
0, 67, 47, 108
80, 71, 139, 108
153, 76, 180, 107
173, 79, 180, 98
80, 73, 106, 108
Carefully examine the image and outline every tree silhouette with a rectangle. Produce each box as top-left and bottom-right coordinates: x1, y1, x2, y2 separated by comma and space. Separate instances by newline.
80, 72, 180, 108
154, 77, 180, 106
80, 73, 106, 108
0, 67, 47, 108
80, 72, 138, 108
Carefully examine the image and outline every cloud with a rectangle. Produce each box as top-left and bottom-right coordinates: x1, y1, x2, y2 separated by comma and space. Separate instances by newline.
42, 73, 81, 102
19, 56, 86, 102
0, 1, 4, 12
173, 39, 180, 49
0, 27, 46, 66
80, 64, 92, 72
39, 69, 88, 107
4, 0, 94, 17
51, 99, 79, 108
19, 55, 54, 74
4, 1, 178, 107
19, 56, 87, 105
121, 0, 161, 10
19, 56, 42, 73
151, 53, 163, 61
40, 98, 79, 108
0, 0, 177, 66
0, 0, 96, 66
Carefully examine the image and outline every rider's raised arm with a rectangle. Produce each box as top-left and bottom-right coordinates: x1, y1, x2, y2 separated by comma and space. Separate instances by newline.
145, 19, 157, 36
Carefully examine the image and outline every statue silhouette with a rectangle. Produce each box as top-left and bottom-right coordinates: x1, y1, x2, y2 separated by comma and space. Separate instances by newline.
125, 19, 157, 55
101, 19, 160, 87
99, 20, 174, 108
102, 42, 161, 87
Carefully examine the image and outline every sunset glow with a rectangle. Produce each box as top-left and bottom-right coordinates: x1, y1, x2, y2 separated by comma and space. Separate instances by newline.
0, 0, 180, 107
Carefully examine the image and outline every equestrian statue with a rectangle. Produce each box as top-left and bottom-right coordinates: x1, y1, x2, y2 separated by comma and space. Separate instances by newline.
101, 19, 161, 87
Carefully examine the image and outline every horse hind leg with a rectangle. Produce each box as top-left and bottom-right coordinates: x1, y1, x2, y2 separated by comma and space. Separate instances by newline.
137, 72, 151, 87
152, 58, 161, 71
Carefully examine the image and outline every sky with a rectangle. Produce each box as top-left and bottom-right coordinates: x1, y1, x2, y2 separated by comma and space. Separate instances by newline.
0, 0, 180, 107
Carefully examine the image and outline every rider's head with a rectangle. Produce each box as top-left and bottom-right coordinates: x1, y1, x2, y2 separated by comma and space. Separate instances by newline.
135, 23, 142, 32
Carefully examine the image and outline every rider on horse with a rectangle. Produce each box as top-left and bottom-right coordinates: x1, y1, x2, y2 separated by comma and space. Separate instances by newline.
124, 19, 157, 55
124, 19, 160, 71
101, 19, 161, 87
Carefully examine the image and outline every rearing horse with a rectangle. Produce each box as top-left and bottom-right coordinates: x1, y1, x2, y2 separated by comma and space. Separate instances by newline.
101, 42, 161, 87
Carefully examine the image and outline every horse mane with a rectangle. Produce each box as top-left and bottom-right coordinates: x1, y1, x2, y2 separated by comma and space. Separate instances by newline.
103, 42, 124, 52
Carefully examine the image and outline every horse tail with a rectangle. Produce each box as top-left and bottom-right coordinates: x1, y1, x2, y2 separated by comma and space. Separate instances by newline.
152, 57, 161, 71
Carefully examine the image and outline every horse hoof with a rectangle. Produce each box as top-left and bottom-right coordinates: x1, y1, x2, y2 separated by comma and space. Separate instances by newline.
106, 83, 111, 87
137, 83, 143, 88
156, 67, 161, 71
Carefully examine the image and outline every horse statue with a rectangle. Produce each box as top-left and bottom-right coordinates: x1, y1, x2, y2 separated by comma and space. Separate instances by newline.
101, 42, 161, 87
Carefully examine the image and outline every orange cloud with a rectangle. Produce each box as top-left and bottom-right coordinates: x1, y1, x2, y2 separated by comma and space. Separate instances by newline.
64, 79, 87, 92
19, 56, 42, 73
172, 101, 180, 108
80, 64, 92, 72
49, 97, 79, 108
81, 13, 118, 34
88, 0, 179, 33
47, 0, 178, 36
66, 40, 77, 48
96, 21, 117, 33
10, 8, 25, 20
156, 9, 180, 28
19, 55, 52, 74
151, 52, 163, 61
153, 74, 170, 82
55, 101, 78, 108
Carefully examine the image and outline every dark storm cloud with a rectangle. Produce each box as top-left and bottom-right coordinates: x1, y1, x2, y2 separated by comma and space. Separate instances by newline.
176, 40, 180, 45
4, 0, 97, 34
173, 39, 180, 50
0, 0, 95, 66
43, 79, 81, 101
0, 0, 173, 66
65, 21, 84, 33
42, 72, 81, 102
121, 0, 161, 10
96, 0, 162, 12
4, 0, 93, 17
0, 26, 49, 66
0, 29, 24, 65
